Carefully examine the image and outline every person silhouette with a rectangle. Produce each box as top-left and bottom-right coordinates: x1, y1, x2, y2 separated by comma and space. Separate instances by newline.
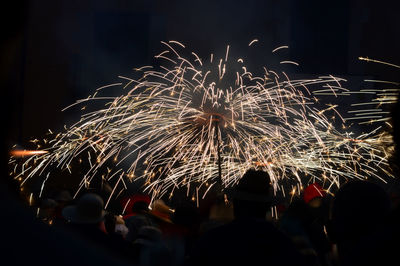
62, 193, 134, 262
326, 180, 393, 266
278, 182, 331, 266
185, 169, 308, 266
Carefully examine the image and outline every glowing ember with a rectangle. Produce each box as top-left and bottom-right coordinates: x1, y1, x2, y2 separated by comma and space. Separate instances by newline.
10, 150, 49, 157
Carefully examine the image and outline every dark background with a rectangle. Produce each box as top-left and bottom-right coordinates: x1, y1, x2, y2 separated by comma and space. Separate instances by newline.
1, 1, 400, 264
4, 0, 400, 145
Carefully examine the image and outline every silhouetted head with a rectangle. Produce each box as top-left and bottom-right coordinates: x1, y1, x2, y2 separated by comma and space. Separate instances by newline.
232, 169, 272, 219
327, 180, 391, 244
62, 193, 106, 224
173, 202, 201, 228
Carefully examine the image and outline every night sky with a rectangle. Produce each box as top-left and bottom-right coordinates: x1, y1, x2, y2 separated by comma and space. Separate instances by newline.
4, 0, 400, 146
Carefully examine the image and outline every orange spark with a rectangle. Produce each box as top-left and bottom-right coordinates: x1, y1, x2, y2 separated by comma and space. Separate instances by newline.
10, 150, 48, 157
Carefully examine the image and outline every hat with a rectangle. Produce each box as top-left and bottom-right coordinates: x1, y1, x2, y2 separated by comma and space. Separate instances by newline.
121, 193, 151, 215
303, 182, 326, 204
62, 193, 106, 224
149, 199, 173, 223
233, 169, 271, 203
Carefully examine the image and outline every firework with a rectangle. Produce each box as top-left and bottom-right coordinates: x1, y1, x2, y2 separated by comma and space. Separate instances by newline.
335, 57, 399, 126
9, 40, 394, 207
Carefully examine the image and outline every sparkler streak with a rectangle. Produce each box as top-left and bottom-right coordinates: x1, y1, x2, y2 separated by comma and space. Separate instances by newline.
9, 42, 395, 204
344, 57, 400, 126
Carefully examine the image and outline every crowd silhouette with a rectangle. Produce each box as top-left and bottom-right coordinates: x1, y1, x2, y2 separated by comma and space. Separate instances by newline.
2, 96, 400, 266
9, 163, 399, 266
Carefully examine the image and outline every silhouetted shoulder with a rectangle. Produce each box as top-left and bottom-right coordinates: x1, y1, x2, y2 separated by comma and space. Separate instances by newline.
186, 218, 307, 266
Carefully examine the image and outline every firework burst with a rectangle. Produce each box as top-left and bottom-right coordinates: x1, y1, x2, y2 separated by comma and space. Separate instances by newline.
10, 40, 394, 207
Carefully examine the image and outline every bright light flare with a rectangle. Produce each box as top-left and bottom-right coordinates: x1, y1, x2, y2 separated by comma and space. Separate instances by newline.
10, 150, 49, 157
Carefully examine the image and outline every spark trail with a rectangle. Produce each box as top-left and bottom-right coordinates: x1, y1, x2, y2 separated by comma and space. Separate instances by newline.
9, 41, 394, 206
343, 57, 400, 126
